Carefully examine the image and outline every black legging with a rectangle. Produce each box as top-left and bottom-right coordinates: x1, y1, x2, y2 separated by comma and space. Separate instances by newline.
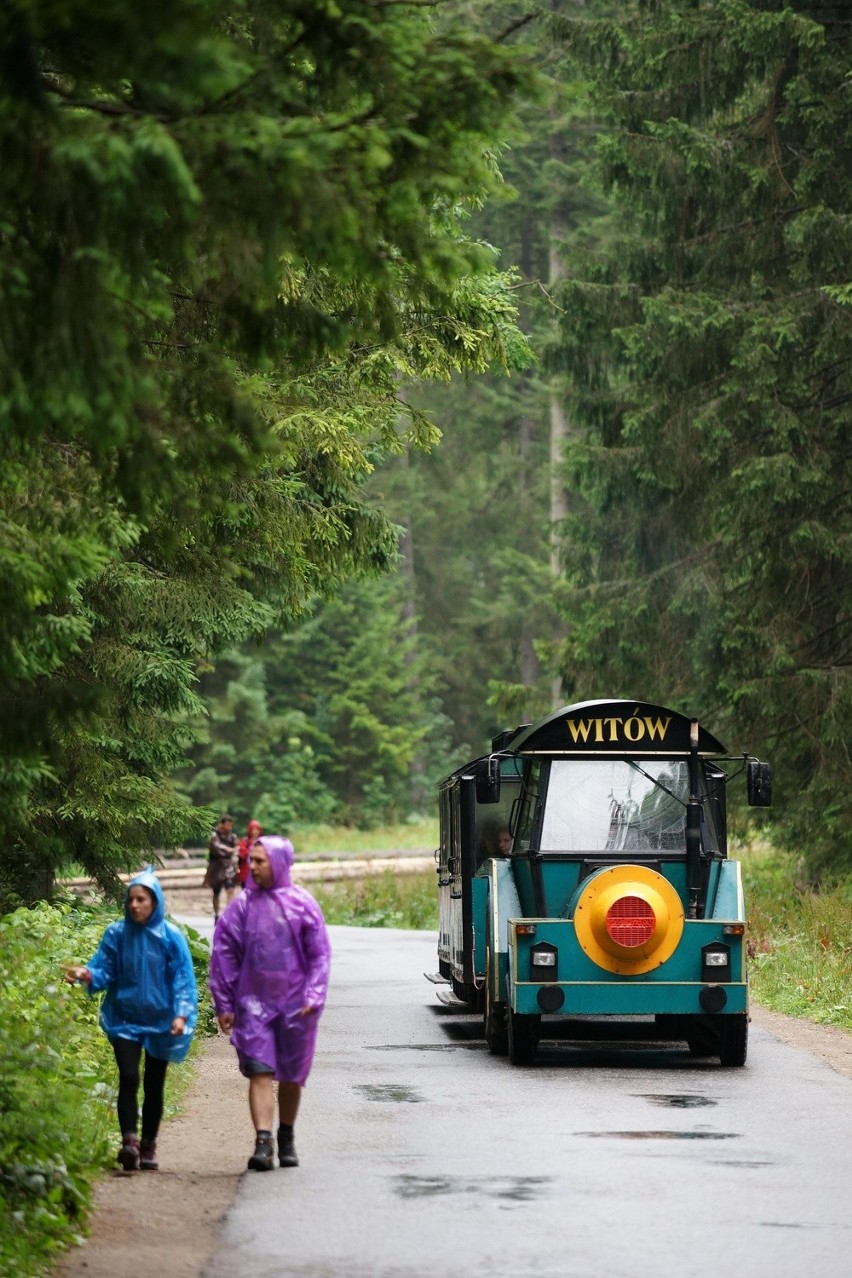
112, 1039, 169, 1141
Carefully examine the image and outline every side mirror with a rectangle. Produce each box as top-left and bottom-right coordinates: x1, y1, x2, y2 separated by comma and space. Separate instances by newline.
475, 757, 501, 805
747, 760, 772, 807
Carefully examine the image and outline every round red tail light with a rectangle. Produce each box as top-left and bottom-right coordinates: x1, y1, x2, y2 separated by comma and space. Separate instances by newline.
605, 896, 655, 947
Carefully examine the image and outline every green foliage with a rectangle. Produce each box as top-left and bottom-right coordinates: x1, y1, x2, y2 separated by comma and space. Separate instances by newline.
369, 1, 618, 753
742, 843, 852, 1031
0, 0, 533, 901
179, 574, 455, 827
0, 896, 212, 1274
0, 902, 115, 1275
310, 869, 438, 930
544, 1, 852, 872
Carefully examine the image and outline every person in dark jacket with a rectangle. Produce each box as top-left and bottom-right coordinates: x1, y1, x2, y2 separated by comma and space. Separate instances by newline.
64, 868, 198, 1172
205, 814, 239, 919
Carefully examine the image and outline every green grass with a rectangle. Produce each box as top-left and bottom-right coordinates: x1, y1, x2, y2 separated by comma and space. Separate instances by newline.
290, 817, 437, 859
740, 840, 852, 1031
310, 869, 438, 930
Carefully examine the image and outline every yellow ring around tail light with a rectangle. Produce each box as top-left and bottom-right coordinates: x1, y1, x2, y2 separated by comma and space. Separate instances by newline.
573, 864, 684, 975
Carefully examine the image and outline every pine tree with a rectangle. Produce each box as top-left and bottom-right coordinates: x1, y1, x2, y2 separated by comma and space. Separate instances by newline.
548, 0, 852, 872
0, 0, 532, 900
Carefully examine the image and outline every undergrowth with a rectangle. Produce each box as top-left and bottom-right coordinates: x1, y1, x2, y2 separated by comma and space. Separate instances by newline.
0, 898, 212, 1278
741, 842, 852, 1032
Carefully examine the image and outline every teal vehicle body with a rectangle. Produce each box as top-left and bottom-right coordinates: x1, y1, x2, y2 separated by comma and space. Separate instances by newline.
435, 699, 771, 1067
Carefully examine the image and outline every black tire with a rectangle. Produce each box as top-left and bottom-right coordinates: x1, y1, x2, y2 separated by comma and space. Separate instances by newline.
685, 1017, 718, 1057
719, 1015, 748, 1067
484, 937, 508, 1055
507, 1002, 540, 1067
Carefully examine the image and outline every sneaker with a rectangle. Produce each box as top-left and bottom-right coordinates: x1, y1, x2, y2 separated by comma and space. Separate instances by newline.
117, 1133, 140, 1172
277, 1125, 299, 1168
247, 1131, 275, 1172
139, 1139, 158, 1171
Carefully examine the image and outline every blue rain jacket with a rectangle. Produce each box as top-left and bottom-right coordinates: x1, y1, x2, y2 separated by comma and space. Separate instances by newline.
85, 869, 198, 1062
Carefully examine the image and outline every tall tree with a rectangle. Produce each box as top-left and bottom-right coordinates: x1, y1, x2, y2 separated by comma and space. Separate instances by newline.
0, 0, 531, 900
548, 0, 852, 872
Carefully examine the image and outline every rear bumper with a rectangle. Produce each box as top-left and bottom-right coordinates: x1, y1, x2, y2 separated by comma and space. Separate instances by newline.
512, 980, 747, 1017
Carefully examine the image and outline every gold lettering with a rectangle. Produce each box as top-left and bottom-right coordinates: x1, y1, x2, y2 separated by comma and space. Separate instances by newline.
603, 717, 622, 741
568, 713, 670, 746
567, 718, 593, 743
644, 716, 671, 741
623, 715, 644, 742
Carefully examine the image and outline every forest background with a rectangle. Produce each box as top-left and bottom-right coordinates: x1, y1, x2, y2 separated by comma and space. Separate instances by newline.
1, 0, 850, 908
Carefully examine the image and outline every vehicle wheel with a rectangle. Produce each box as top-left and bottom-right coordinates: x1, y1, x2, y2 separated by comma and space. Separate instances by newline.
719, 1015, 748, 1067
685, 1017, 718, 1057
484, 943, 508, 1056
507, 1003, 540, 1067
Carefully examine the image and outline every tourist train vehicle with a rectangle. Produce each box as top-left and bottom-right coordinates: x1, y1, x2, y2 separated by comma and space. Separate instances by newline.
434, 699, 772, 1066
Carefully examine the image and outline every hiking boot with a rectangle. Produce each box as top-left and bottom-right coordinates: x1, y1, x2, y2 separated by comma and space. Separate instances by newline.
277, 1124, 299, 1168
247, 1130, 275, 1172
117, 1133, 140, 1172
139, 1139, 158, 1171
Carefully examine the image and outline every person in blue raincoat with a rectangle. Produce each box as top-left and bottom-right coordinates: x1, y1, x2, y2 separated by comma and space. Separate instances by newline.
64, 868, 198, 1172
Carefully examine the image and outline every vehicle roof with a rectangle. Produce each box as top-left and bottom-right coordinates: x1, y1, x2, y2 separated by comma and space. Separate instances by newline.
439, 700, 726, 786
504, 699, 725, 756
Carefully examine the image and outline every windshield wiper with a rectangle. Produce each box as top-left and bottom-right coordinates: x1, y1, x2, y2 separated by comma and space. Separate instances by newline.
626, 760, 688, 808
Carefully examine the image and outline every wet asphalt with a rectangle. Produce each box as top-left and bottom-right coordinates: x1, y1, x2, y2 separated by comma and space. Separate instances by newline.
185, 922, 852, 1278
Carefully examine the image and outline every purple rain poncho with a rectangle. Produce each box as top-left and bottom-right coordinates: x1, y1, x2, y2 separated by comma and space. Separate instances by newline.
84, 868, 198, 1063
209, 837, 331, 1085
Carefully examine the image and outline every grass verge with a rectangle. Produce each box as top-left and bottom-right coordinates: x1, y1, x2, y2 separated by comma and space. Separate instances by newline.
740, 840, 852, 1032
310, 868, 438, 929
287, 817, 436, 858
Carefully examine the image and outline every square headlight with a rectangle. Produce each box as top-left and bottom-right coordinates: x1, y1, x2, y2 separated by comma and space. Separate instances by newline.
530, 941, 558, 982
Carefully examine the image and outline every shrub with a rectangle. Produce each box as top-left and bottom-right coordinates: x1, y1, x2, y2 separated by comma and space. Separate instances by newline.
0, 897, 213, 1276
0, 901, 115, 1275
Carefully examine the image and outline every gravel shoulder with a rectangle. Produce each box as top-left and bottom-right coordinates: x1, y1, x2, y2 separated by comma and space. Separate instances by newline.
53, 1034, 246, 1278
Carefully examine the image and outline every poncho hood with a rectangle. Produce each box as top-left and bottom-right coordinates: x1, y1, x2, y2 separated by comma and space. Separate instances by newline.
125, 866, 166, 930
257, 836, 295, 888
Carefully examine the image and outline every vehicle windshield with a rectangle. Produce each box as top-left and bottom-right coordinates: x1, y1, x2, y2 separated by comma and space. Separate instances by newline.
539, 759, 689, 853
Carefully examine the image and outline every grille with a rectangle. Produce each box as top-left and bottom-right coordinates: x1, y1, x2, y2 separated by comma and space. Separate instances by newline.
605, 895, 656, 947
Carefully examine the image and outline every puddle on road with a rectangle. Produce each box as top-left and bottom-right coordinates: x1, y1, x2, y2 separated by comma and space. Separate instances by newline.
577, 1130, 740, 1141
634, 1093, 718, 1109
759, 1221, 841, 1230
393, 1174, 553, 1204
367, 1043, 470, 1053
718, 1160, 774, 1168
354, 1083, 424, 1103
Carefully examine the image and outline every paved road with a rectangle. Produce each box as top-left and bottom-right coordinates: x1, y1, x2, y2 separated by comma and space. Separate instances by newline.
187, 922, 852, 1278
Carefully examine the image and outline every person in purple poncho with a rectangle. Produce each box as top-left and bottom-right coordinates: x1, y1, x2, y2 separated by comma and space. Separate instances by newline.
209, 835, 331, 1171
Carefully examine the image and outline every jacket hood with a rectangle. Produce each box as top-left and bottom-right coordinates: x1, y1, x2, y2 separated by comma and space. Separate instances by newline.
126, 867, 166, 927
257, 836, 294, 888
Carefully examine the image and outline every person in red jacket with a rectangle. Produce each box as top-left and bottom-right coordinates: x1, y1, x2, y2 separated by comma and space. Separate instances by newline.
237, 819, 263, 890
